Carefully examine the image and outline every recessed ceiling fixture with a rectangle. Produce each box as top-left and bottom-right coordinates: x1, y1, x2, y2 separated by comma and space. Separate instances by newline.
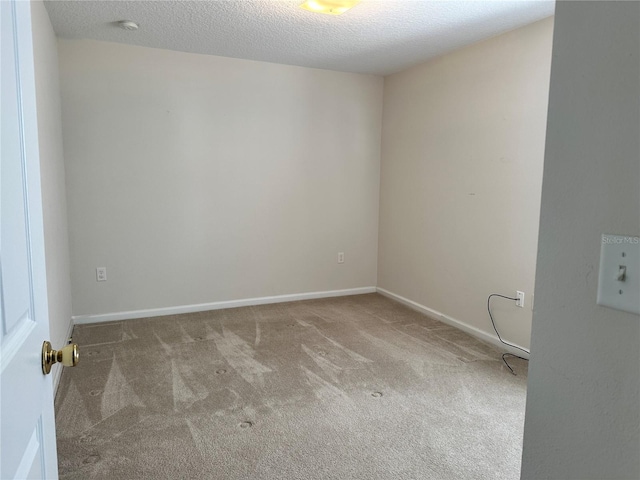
117, 20, 139, 31
299, 0, 360, 15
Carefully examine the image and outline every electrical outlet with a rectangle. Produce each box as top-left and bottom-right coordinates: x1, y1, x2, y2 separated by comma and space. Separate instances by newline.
516, 291, 525, 308
337, 252, 345, 264
96, 267, 107, 282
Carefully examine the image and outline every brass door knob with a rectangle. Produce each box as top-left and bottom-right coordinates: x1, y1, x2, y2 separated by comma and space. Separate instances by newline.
42, 341, 79, 374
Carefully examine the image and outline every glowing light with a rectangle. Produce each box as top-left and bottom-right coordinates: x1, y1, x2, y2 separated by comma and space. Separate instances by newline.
299, 0, 360, 15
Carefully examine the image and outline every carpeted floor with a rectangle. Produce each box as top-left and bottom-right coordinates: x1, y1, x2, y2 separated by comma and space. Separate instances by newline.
55, 293, 528, 479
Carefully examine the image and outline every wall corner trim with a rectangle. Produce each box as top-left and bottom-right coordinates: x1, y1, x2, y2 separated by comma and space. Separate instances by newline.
71, 287, 377, 325
376, 287, 530, 359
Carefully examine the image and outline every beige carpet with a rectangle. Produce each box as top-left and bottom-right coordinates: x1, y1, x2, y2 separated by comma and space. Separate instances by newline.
55, 293, 528, 479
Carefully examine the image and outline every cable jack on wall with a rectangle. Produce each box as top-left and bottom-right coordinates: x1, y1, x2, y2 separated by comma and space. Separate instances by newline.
487, 293, 530, 375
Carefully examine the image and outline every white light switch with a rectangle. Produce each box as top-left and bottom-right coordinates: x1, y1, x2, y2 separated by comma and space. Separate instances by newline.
597, 234, 639, 315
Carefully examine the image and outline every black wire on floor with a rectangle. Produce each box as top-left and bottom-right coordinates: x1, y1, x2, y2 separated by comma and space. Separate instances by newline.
487, 294, 530, 375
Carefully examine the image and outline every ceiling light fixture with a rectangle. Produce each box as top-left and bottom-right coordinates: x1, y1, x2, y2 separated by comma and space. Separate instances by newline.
299, 0, 360, 15
117, 20, 139, 31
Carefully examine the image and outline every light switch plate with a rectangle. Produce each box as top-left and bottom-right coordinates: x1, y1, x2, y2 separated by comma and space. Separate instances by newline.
597, 234, 640, 315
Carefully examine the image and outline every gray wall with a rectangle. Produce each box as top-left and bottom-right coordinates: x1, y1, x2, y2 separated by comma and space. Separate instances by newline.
31, 0, 73, 388
58, 40, 383, 318
378, 18, 553, 350
521, 2, 640, 479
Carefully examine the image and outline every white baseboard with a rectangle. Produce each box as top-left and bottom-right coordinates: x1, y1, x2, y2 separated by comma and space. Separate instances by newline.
52, 317, 75, 395
376, 287, 530, 359
72, 287, 377, 325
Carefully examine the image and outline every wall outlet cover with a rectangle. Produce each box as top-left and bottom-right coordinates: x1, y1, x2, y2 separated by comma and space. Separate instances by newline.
96, 267, 107, 282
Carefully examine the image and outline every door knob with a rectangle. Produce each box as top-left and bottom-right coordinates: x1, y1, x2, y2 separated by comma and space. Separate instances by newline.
42, 341, 79, 374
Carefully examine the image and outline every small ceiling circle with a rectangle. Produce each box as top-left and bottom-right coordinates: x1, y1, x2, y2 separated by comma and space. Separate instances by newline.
117, 20, 139, 31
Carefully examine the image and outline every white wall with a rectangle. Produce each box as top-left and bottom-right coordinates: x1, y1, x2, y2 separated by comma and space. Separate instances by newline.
521, 2, 639, 479
58, 40, 383, 318
30, 1, 73, 386
377, 18, 553, 350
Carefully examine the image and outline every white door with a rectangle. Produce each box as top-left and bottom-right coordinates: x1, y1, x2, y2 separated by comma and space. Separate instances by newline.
0, 0, 59, 478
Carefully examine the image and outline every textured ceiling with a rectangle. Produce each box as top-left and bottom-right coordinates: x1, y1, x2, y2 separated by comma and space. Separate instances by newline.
44, 0, 555, 75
